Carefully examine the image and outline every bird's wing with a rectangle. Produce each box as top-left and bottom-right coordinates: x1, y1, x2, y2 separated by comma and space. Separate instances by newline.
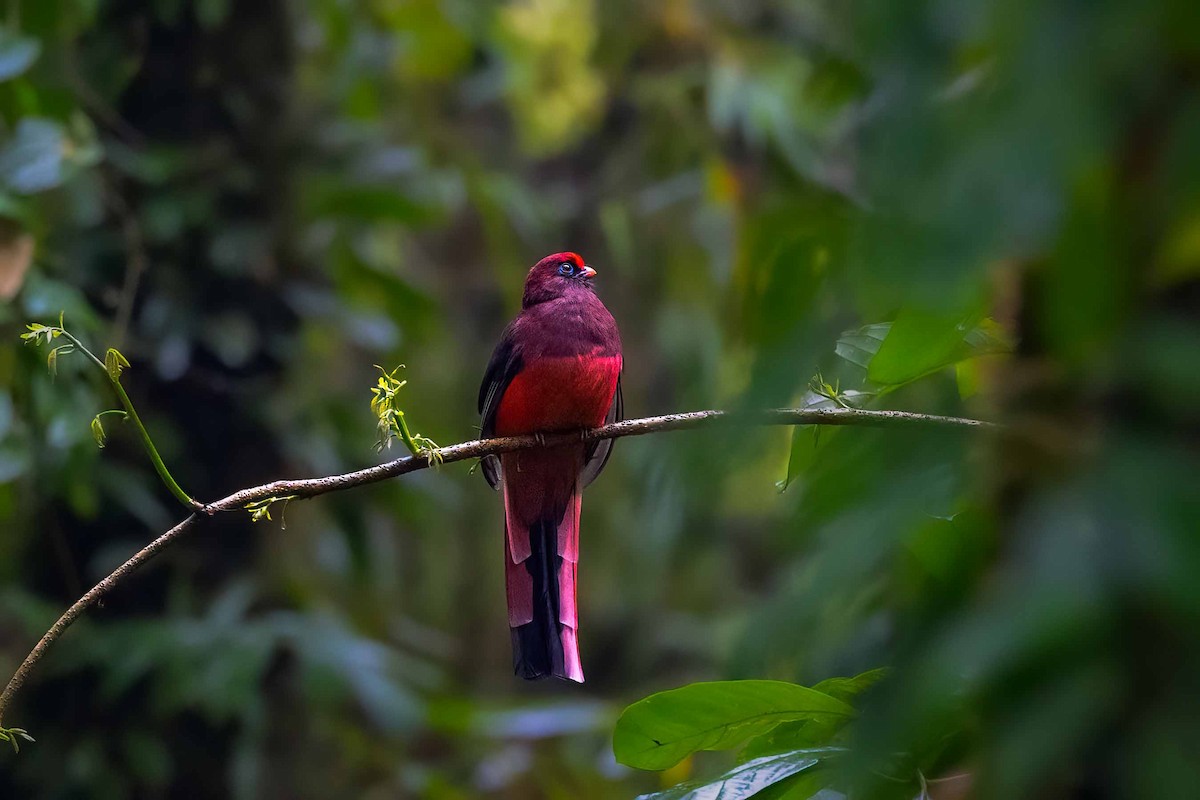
478, 330, 522, 489
579, 373, 622, 487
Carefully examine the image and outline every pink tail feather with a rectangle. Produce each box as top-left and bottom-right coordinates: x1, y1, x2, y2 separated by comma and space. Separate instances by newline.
502, 467, 584, 682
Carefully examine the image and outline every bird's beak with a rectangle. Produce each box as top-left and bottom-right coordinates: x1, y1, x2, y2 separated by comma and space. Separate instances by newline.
579, 265, 597, 280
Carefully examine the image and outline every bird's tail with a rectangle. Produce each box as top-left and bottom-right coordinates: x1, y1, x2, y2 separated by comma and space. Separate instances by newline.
503, 485, 583, 682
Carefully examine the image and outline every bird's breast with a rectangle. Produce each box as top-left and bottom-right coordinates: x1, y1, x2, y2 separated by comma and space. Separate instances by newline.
495, 355, 621, 435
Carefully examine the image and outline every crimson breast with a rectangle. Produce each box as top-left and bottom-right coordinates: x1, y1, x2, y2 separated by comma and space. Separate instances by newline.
494, 355, 622, 435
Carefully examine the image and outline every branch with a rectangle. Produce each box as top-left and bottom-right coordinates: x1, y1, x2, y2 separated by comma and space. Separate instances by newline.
0, 406, 996, 731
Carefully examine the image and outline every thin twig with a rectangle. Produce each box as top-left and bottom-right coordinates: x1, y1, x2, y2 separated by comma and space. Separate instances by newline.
0, 406, 997, 729
54, 330, 199, 510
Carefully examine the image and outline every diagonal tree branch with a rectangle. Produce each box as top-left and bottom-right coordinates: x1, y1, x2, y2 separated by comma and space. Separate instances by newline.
0, 406, 997, 731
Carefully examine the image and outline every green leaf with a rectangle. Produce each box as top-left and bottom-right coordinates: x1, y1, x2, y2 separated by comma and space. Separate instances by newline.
868, 310, 974, 385
835, 322, 890, 369
245, 495, 297, 526
105, 347, 131, 381
809, 668, 889, 702
836, 314, 1011, 387
91, 415, 107, 448
0, 726, 34, 754
781, 381, 872, 491
614, 681, 854, 771
0, 32, 41, 82
867, 308, 1008, 385
46, 344, 72, 375
781, 411, 832, 492
742, 669, 888, 759
633, 748, 841, 800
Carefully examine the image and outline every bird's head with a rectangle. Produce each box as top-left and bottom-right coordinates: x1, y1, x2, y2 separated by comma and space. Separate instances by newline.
522, 252, 598, 307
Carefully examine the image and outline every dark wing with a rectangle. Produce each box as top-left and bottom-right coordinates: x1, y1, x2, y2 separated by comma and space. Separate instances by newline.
579, 374, 622, 487
478, 331, 523, 489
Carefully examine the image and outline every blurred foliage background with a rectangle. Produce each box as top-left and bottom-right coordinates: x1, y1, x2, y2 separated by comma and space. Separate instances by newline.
0, 0, 1198, 798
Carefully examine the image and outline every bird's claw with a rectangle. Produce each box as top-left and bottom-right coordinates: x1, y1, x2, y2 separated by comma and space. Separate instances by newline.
534, 432, 546, 447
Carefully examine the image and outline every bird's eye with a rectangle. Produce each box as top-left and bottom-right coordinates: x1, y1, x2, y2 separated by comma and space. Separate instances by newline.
557, 262, 576, 276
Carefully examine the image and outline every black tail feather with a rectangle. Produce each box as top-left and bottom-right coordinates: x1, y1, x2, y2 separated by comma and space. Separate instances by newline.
511, 519, 566, 680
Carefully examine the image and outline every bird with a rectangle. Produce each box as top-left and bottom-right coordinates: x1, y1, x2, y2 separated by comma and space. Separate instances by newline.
478, 252, 623, 682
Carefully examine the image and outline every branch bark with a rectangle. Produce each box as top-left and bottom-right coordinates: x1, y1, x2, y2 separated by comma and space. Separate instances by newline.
0, 406, 996, 729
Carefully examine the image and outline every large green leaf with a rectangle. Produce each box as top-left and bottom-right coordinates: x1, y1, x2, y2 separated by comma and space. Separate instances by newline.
741, 669, 888, 759
634, 748, 842, 800
835, 315, 1010, 386
866, 310, 1009, 385
614, 681, 854, 770
808, 668, 889, 703
780, 382, 865, 490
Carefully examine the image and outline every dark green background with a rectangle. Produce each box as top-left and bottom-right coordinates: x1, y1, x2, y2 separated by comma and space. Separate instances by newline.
1, 1, 1198, 797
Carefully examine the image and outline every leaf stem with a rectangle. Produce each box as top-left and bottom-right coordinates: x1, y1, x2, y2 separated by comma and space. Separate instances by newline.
57, 330, 105, 371
395, 409, 420, 455
109, 378, 199, 509
59, 330, 199, 510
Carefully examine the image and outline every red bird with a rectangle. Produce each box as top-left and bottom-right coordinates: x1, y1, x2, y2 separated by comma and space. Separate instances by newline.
478, 252, 623, 682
